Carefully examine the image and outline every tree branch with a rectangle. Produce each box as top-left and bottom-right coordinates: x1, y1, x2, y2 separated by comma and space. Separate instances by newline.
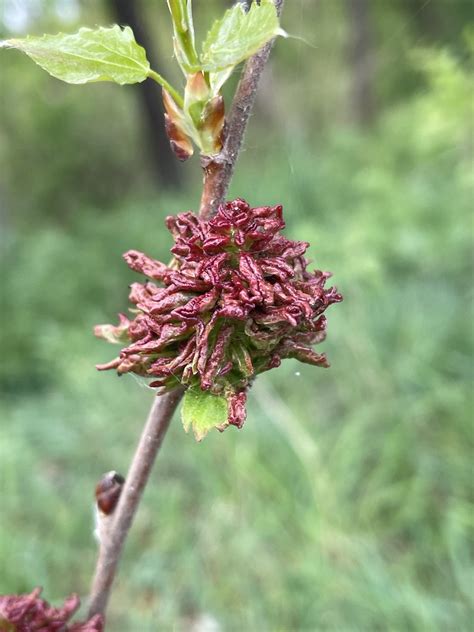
87, 387, 184, 618
87, 0, 285, 619
200, 0, 285, 219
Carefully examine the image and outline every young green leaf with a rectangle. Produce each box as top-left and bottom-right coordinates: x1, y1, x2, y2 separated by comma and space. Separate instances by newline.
0, 25, 150, 85
201, 0, 285, 73
182, 388, 229, 441
208, 67, 234, 97
166, 0, 199, 73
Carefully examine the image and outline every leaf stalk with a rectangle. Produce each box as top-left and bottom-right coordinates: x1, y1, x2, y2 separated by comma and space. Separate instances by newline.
147, 69, 184, 108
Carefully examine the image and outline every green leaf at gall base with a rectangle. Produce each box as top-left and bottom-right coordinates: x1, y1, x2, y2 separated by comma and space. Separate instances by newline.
182, 388, 228, 442
0, 618, 15, 632
0, 25, 150, 85
201, 0, 284, 73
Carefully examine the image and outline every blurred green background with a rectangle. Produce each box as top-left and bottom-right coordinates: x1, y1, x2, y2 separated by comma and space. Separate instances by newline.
0, 1, 473, 630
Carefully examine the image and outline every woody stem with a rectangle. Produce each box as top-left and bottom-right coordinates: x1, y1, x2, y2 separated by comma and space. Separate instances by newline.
200, 0, 285, 220
87, 388, 184, 618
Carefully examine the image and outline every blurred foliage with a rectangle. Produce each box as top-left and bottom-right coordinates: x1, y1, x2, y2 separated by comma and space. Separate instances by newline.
1, 14, 473, 626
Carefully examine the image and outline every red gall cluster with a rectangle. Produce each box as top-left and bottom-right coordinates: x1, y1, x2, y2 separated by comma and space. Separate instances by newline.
0, 588, 103, 631
95, 199, 342, 430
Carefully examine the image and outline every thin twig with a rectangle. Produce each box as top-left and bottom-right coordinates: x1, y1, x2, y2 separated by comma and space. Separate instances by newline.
200, 0, 285, 219
87, 0, 284, 619
87, 387, 184, 617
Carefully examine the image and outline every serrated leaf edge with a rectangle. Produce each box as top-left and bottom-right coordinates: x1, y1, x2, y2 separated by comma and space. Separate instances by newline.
1, 26, 150, 85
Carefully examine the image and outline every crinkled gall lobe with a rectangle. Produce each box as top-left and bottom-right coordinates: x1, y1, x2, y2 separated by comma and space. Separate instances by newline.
0, 588, 103, 631
95, 199, 342, 431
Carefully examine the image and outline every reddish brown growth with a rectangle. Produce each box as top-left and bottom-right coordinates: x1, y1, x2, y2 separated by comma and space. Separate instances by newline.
95, 199, 342, 429
95, 471, 125, 516
0, 588, 103, 631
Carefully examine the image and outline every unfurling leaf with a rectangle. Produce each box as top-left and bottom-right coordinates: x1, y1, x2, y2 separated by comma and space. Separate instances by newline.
1, 26, 150, 85
182, 388, 228, 441
184, 71, 210, 113
201, 0, 284, 72
166, 0, 199, 73
208, 67, 234, 97
198, 95, 225, 154
162, 88, 195, 160
183, 72, 225, 154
